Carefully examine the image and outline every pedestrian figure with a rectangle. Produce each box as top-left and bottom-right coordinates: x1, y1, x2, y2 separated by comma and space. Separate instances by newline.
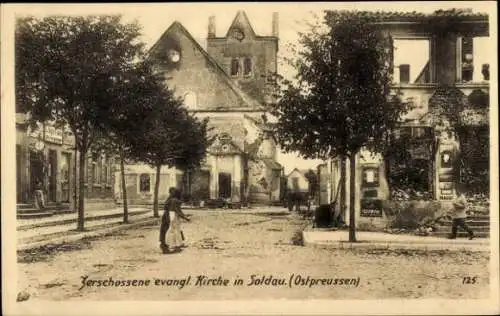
159, 187, 176, 254
448, 184, 474, 240
164, 188, 191, 254
34, 181, 46, 210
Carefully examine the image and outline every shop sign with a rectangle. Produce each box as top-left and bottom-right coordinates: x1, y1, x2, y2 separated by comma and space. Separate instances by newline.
44, 125, 63, 144
360, 199, 383, 217
439, 182, 454, 190
361, 166, 379, 188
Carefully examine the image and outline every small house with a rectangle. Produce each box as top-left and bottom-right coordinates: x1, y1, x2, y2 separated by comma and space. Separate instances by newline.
286, 168, 310, 193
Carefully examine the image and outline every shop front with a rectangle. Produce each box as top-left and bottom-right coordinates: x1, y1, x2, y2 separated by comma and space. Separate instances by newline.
16, 118, 75, 205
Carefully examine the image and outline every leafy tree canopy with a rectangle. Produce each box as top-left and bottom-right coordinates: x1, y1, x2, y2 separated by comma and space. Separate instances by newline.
270, 11, 406, 160
16, 15, 145, 151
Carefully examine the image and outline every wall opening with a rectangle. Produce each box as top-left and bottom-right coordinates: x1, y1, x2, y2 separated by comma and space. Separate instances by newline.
230, 59, 240, 77
393, 39, 430, 84
139, 173, 151, 192
458, 36, 490, 83
184, 92, 197, 110
243, 57, 252, 77
218, 172, 232, 199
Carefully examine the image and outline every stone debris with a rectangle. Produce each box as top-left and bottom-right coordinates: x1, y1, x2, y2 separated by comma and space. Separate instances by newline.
16, 291, 30, 302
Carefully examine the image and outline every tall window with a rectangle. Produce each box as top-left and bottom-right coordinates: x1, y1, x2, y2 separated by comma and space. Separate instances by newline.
91, 162, 97, 184
92, 161, 101, 184
184, 92, 197, 109
243, 57, 252, 77
108, 158, 114, 185
98, 158, 103, 184
230, 58, 240, 77
393, 39, 430, 84
140, 174, 151, 192
103, 160, 108, 185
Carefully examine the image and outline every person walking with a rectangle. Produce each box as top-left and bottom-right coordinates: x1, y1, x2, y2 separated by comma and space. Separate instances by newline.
448, 184, 474, 240
159, 187, 176, 254
165, 188, 191, 253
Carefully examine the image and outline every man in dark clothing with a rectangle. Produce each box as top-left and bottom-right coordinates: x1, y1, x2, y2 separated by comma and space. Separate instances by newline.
448, 183, 474, 240
159, 187, 177, 253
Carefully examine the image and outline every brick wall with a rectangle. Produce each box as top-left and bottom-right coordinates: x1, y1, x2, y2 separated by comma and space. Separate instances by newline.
153, 25, 249, 111
207, 38, 277, 104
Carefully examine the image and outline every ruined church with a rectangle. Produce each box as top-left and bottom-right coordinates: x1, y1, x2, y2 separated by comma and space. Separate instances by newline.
116, 11, 283, 205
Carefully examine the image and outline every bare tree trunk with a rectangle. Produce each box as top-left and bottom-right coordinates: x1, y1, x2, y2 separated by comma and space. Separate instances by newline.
77, 149, 86, 231
384, 155, 391, 199
340, 155, 346, 223
120, 148, 129, 223
153, 163, 161, 218
243, 158, 250, 205
73, 147, 78, 212
348, 153, 357, 242
186, 169, 191, 203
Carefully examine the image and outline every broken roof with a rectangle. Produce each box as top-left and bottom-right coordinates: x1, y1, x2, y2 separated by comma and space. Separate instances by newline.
325, 8, 488, 22
149, 21, 264, 111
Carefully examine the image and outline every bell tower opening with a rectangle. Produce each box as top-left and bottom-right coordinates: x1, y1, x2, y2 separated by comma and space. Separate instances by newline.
206, 11, 279, 104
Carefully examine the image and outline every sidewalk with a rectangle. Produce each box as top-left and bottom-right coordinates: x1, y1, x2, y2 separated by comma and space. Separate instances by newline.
17, 206, 156, 251
303, 229, 490, 252
17, 215, 160, 252
17, 207, 151, 230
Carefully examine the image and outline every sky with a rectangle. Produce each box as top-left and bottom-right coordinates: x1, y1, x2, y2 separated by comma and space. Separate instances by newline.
4, 2, 496, 173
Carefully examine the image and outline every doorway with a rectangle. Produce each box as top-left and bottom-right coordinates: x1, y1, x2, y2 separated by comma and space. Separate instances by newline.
61, 152, 71, 202
218, 172, 232, 199
48, 149, 57, 202
29, 150, 44, 199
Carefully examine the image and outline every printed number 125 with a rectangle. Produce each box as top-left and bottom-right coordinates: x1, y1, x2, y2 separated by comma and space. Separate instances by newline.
462, 276, 478, 284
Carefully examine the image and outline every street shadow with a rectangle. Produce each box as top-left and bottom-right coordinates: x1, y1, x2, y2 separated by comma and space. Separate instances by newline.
18, 242, 92, 264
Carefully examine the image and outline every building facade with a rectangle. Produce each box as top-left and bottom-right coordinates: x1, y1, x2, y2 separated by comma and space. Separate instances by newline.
16, 114, 116, 209
317, 9, 490, 228
116, 11, 282, 205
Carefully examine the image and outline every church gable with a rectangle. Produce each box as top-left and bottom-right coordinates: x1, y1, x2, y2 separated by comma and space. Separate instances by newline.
207, 11, 279, 105
225, 10, 257, 40
149, 22, 261, 111
209, 133, 243, 155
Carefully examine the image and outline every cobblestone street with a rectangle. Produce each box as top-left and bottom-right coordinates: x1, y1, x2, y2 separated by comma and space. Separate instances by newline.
17, 209, 490, 301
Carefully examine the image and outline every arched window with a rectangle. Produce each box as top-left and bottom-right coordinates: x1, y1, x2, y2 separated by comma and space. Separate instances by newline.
243, 57, 252, 76
184, 92, 197, 109
230, 58, 240, 76
139, 174, 151, 192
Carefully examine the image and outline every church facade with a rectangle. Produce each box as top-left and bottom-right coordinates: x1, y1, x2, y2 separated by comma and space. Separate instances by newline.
116, 11, 283, 205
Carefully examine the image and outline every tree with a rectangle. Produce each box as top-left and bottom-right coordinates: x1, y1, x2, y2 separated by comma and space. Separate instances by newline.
270, 11, 406, 241
304, 169, 318, 199
167, 107, 212, 203
132, 83, 210, 218
94, 59, 173, 223
16, 15, 145, 230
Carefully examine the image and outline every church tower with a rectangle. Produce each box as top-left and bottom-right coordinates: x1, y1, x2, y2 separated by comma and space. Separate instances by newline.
207, 11, 279, 105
